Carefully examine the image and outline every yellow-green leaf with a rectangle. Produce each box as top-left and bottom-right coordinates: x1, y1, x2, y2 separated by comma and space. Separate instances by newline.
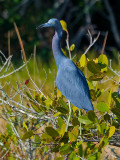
87, 81, 94, 90
108, 126, 115, 138
60, 144, 72, 155
57, 89, 62, 97
98, 54, 108, 66
89, 74, 104, 81
108, 88, 112, 105
78, 115, 93, 124
44, 97, 53, 107
23, 121, 28, 131
98, 54, 108, 72
22, 131, 33, 140
59, 124, 66, 137
60, 20, 67, 32
80, 54, 86, 68
31, 104, 41, 113
41, 132, 53, 142
68, 126, 79, 142
61, 48, 67, 56
96, 102, 109, 112
70, 44, 75, 51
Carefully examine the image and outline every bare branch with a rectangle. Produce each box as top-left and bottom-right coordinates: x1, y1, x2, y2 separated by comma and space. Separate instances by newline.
101, 31, 108, 54
0, 63, 26, 79
84, 31, 100, 55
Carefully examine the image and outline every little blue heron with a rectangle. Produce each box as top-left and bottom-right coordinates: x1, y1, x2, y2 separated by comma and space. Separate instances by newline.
36, 18, 94, 131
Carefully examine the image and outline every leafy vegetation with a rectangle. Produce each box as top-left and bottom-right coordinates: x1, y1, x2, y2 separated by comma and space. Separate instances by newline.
0, 22, 120, 160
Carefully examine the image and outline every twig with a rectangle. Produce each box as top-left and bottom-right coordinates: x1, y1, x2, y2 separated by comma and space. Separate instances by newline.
1, 148, 10, 159
14, 22, 27, 64
66, 30, 72, 60
0, 55, 12, 73
14, 22, 47, 99
40, 68, 47, 90
101, 31, 108, 54
108, 59, 120, 77
3, 104, 25, 152
0, 63, 26, 79
84, 30, 100, 55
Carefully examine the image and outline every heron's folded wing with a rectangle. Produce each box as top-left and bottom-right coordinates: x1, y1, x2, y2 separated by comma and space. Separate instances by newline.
56, 63, 91, 109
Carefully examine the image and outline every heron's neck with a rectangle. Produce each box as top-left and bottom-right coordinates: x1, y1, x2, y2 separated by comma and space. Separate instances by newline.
52, 31, 65, 69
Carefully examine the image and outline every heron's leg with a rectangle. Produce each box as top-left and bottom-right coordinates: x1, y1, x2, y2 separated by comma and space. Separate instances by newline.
66, 100, 71, 132
79, 109, 82, 140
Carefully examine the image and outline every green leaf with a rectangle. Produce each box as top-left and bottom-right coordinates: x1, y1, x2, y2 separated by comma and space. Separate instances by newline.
96, 88, 104, 98
56, 107, 68, 114
108, 126, 115, 138
88, 152, 100, 160
35, 135, 41, 147
104, 114, 110, 121
52, 145, 60, 152
41, 132, 53, 142
87, 61, 101, 74
72, 117, 79, 126
22, 131, 33, 140
45, 127, 59, 138
60, 144, 72, 155
57, 117, 65, 128
98, 137, 109, 151
59, 98, 69, 111
68, 126, 79, 142
88, 154, 97, 160
90, 89, 97, 101
111, 107, 120, 116
112, 92, 120, 108
78, 115, 93, 124
96, 102, 109, 112
87, 110, 96, 121
80, 54, 86, 67
99, 122, 106, 135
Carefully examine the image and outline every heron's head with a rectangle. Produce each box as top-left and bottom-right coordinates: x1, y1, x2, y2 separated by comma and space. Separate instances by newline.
36, 18, 63, 37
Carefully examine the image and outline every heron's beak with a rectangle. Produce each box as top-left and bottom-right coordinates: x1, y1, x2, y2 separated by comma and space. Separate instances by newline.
36, 23, 49, 30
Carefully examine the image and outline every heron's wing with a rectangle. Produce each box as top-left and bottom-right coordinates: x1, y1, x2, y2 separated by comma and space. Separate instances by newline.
56, 60, 93, 110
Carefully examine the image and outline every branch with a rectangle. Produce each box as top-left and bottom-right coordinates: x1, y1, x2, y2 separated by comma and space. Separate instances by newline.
84, 30, 100, 55
0, 63, 26, 79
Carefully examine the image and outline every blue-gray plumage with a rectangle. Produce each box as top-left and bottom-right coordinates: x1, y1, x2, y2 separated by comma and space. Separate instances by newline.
36, 18, 94, 112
